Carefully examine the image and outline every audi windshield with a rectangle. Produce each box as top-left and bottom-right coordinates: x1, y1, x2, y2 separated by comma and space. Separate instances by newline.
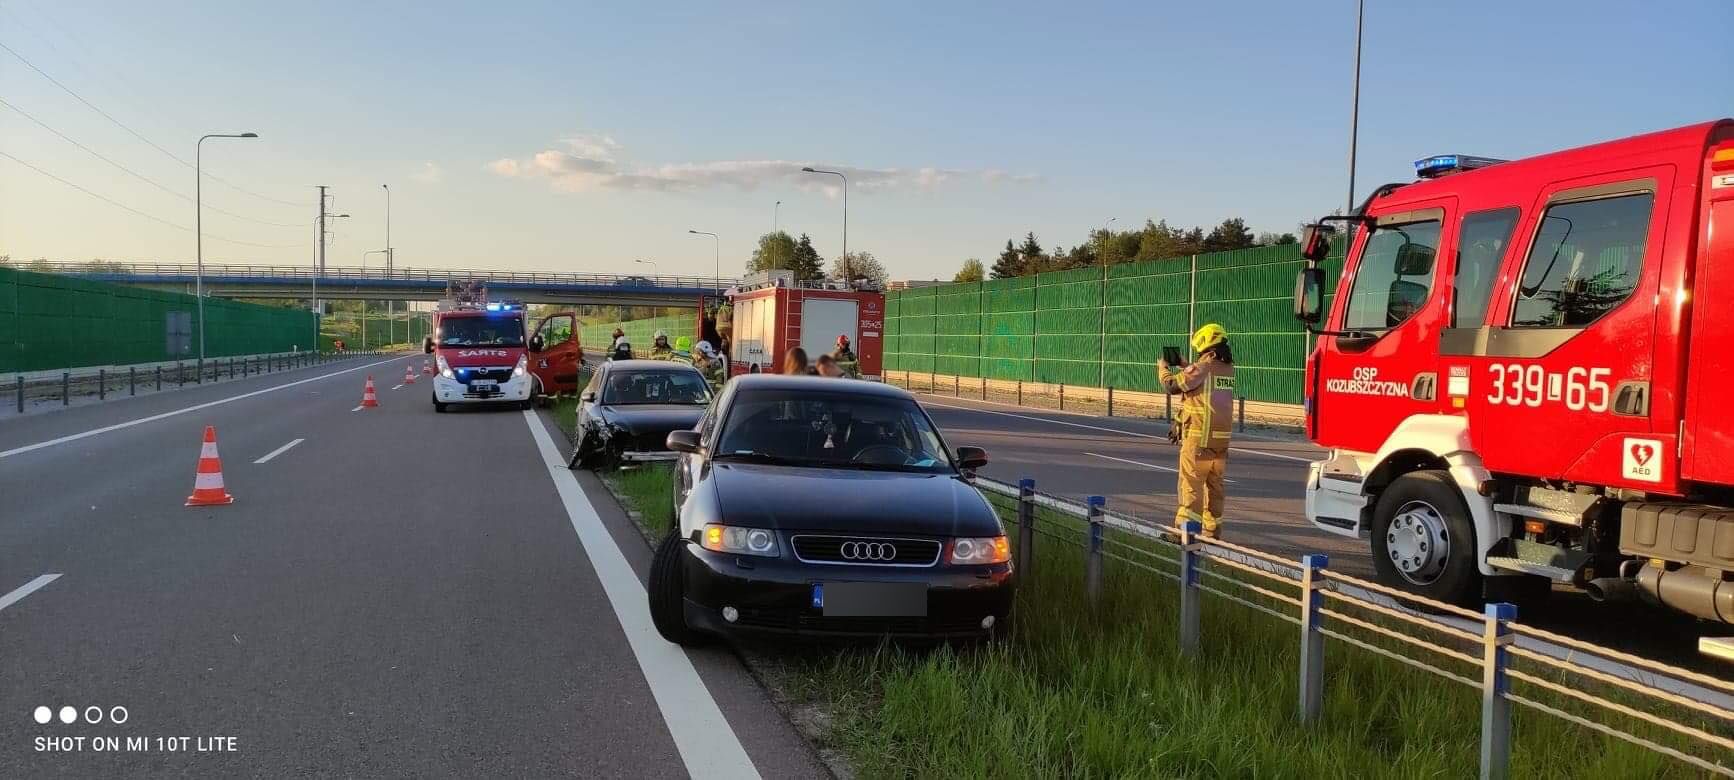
436, 315, 525, 347
714, 389, 954, 472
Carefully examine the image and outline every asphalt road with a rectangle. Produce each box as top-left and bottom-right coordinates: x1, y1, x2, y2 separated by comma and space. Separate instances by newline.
0, 353, 825, 778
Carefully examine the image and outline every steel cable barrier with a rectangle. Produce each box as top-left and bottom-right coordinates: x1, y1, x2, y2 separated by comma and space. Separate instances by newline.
5, 351, 380, 413
971, 474, 1734, 778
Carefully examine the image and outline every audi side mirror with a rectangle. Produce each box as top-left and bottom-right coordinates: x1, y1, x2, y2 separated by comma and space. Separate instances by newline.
666, 429, 702, 454
955, 446, 989, 471
581, 390, 597, 403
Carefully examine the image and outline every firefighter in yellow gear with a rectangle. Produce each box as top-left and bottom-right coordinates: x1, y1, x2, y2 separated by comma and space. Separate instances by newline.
648, 330, 674, 360
1158, 323, 1236, 538
693, 341, 726, 388
673, 336, 694, 364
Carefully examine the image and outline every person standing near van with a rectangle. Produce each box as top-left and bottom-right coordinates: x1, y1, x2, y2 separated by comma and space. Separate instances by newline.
1157, 324, 1236, 539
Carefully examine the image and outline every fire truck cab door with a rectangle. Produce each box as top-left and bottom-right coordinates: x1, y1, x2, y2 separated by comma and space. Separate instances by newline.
1314, 199, 1456, 453
530, 312, 581, 395
1450, 168, 1672, 489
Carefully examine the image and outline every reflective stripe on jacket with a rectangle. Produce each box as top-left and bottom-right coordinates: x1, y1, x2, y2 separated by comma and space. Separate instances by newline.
1160, 354, 1235, 446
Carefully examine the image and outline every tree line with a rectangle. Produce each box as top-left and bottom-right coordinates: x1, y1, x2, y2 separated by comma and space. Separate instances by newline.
744, 231, 889, 287
955, 217, 1297, 282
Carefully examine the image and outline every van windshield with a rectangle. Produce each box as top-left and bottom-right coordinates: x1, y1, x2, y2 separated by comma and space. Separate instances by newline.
438, 316, 525, 347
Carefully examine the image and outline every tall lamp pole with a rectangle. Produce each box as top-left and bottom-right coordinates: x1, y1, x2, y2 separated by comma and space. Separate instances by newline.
801, 167, 847, 286
688, 230, 719, 293
773, 200, 782, 269
635, 258, 660, 275
1347, 0, 1364, 214
383, 184, 393, 345
196, 132, 258, 368
1098, 217, 1117, 266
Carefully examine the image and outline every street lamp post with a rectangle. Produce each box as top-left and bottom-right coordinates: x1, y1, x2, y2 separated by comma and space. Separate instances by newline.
1348, 0, 1364, 213
688, 230, 719, 293
196, 132, 258, 368
383, 184, 392, 346
362, 249, 388, 349
1098, 217, 1117, 266
801, 167, 847, 286
635, 258, 660, 276
773, 200, 782, 270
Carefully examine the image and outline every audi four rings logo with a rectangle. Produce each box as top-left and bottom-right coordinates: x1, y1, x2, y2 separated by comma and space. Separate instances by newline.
840, 541, 897, 561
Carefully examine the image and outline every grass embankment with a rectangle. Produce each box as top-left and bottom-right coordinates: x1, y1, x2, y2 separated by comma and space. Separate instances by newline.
550, 383, 675, 538
599, 453, 1704, 776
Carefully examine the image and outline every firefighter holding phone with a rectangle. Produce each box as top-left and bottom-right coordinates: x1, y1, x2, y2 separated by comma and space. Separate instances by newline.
1157, 323, 1236, 539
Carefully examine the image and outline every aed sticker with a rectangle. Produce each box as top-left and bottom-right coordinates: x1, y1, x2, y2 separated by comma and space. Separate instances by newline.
1621, 437, 1664, 483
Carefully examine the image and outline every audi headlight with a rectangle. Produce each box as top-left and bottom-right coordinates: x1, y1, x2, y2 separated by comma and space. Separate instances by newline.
701, 524, 779, 557
947, 536, 1010, 565
513, 354, 529, 377
436, 355, 454, 379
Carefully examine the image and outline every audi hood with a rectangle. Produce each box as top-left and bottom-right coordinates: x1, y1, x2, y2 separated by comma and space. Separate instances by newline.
708, 463, 1001, 537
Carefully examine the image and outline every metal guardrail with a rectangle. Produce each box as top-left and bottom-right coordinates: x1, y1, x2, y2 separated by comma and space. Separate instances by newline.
5, 351, 381, 413
973, 475, 1734, 779
888, 369, 1305, 429
28, 261, 738, 290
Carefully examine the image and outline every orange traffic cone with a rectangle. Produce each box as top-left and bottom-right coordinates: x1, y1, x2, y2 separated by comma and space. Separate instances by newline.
185, 425, 236, 506
361, 375, 380, 408
403, 365, 417, 385
423, 360, 434, 375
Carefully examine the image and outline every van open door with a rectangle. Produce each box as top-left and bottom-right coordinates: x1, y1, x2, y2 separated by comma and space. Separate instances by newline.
529, 311, 582, 398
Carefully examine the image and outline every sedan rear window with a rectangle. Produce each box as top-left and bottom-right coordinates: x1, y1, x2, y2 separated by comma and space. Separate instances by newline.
602, 370, 711, 405
715, 389, 952, 472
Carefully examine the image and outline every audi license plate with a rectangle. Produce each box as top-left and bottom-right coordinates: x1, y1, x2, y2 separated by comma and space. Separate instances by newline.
812, 582, 927, 617
470, 379, 498, 393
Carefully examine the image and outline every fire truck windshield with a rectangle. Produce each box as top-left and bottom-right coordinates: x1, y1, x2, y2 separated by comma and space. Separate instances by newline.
438, 316, 525, 347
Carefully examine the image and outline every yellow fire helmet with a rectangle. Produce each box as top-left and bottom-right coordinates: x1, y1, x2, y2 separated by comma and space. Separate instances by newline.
674, 336, 693, 352
1191, 323, 1228, 354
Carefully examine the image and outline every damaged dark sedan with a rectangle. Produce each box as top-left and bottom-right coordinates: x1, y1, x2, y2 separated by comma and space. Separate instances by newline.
567, 360, 712, 470
648, 374, 1012, 644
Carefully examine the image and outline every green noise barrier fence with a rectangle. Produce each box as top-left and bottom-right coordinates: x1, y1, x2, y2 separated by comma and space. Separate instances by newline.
883, 243, 1345, 404
320, 311, 433, 352
581, 314, 698, 353
1, 266, 319, 373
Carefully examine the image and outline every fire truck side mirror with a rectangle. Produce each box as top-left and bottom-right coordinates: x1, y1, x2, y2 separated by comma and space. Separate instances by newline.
1294, 267, 1325, 325
1299, 224, 1334, 262
528, 334, 545, 352
423, 336, 435, 354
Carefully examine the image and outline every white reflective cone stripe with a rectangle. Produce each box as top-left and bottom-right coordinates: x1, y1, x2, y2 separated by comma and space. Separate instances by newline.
193, 472, 226, 489
201, 443, 220, 458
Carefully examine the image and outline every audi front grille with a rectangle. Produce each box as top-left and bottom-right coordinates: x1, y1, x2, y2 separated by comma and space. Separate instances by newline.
790, 535, 941, 567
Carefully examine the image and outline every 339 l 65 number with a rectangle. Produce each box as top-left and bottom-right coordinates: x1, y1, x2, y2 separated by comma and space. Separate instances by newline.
1486, 364, 1611, 412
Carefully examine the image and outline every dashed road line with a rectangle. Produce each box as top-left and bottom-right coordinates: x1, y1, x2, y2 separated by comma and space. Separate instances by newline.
253, 438, 305, 464
0, 574, 62, 613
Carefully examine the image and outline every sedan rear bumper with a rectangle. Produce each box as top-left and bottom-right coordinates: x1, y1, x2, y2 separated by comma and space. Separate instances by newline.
680, 542, 1014, 639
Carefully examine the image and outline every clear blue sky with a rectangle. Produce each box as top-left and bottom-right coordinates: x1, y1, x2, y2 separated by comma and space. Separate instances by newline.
2, 0, 1728, 280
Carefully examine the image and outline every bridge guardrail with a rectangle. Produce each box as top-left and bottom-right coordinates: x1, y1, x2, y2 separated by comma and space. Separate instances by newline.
29, 261, 738, 290
973, 475, 1734, 778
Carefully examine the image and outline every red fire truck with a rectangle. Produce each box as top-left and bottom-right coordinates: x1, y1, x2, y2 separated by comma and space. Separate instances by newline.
724, 271, 884, 377
1292, 120, 1734, 634
424, 284, 584, 411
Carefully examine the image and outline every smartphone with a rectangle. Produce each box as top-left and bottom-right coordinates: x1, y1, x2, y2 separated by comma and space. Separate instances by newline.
1162, 346, 1186, 367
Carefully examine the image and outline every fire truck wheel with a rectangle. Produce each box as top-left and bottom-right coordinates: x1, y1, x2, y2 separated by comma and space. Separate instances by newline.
1371, 470, 1481, 605
648, 533, 704, 646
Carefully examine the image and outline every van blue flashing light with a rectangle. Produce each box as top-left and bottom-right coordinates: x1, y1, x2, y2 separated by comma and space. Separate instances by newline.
1414, 154, 1507, 179
485, 302, 503, 311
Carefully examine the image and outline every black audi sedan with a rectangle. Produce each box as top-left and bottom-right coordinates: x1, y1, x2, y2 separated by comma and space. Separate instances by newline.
648, 374, 1012, 644
567, 360, 712, 470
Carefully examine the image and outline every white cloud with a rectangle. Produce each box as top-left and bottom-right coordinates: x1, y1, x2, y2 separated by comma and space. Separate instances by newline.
411, 162, 444, 184
486, 133, 1032, 194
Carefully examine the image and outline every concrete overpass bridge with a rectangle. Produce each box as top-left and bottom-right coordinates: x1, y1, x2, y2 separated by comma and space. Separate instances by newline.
31, 262, 735, 307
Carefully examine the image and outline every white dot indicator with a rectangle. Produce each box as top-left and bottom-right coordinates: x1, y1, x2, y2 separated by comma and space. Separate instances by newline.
58, 706, 76, 724
33, 706, 51, 724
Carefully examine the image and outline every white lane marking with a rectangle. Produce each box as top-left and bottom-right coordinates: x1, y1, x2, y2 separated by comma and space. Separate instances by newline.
921, 399, 1316, 463
1, 356, 403, 460
391, 384, 405, 391
253, 438, 305, 464
0, 574, 62, 613
523, 411, 760, 779
350, 405, 366, 413
1084, 451, 1238, 483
